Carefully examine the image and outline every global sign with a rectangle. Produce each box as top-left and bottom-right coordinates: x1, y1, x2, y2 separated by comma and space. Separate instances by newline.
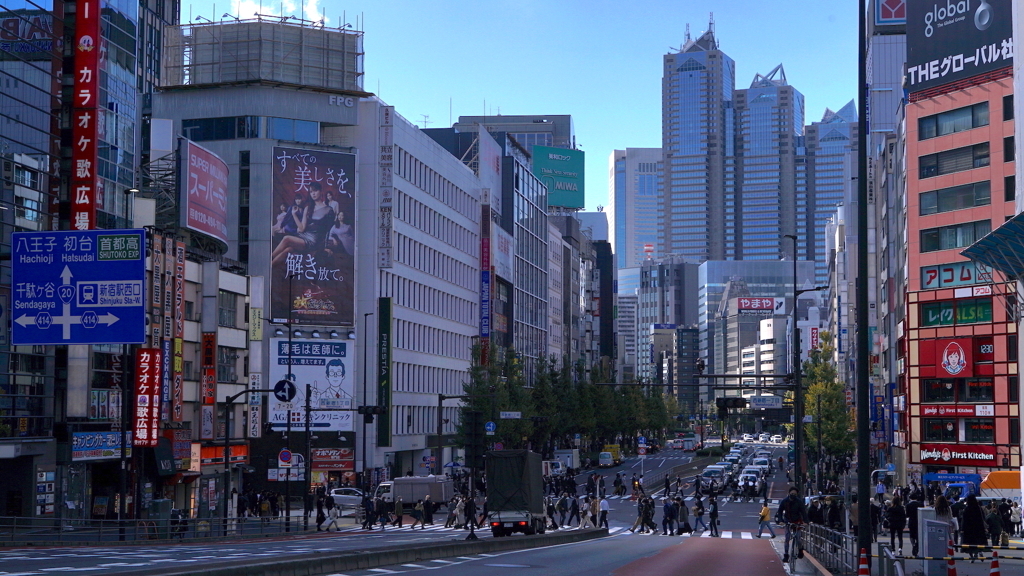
12, 230, 146, 345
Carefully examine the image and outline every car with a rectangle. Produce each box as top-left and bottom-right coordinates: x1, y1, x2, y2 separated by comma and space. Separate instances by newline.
742, 434, 754, 442
328, 487, 365, 508
771, 434, 783, 443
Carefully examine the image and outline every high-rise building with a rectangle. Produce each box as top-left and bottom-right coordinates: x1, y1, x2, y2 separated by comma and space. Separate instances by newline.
608, 148, 661, 268
636, 256, 699, 381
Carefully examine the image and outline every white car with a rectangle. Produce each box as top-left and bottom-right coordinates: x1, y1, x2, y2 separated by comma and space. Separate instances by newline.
328, 487, 365, 508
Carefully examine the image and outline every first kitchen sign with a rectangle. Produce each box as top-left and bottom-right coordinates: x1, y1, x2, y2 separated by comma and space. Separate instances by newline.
919, 443, 996, 466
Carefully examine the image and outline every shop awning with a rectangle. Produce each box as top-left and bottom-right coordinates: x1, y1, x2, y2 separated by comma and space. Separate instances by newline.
165, 471, 202, 485
962, 211, 1024, 279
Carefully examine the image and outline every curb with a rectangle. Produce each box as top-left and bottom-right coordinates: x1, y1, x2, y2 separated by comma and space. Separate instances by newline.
143, 527, 609, 576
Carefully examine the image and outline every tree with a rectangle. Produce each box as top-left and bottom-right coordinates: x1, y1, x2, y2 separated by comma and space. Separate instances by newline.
803, 331, 854, 460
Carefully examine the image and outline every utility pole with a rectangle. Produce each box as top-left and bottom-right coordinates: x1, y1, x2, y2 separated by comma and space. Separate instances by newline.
436, 394, 469, 476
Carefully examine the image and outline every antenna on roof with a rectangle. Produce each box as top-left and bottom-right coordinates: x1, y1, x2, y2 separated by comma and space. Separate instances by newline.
709, 11, 715, 33
685, 23, 690, 42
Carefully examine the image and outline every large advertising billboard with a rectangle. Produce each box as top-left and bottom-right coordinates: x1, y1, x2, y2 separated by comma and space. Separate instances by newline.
531, 145, 584, 209
269, 338, 354, 431
270, 147, 356, 326
906, 0, 1013, 94
181, 140, 229, 245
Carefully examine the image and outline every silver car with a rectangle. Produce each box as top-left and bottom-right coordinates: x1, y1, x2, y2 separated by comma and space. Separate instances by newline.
328, 487, 364, 508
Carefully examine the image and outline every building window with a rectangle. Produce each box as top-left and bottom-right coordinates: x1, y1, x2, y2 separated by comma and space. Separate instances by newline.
961, 378, 995, 402
1012, 418, 1020, 444
920, 298, 993, 326
919, 143, 990, 179
919, 102, 989, 140
269, 118, 319, 144
1009, 375, 1019, 403
920, 220, 991, 253
218, 290, 237, 328
964, 418, 995, 443
1004, 94, 1014, 121
1006, 175, 1016, 202
922, 418, 957, 442
1006, 136, 1015, 163
919, 181, 990, 215
217, 347, 238, 383
182, 116, 260, 141
922, 379, 957, 402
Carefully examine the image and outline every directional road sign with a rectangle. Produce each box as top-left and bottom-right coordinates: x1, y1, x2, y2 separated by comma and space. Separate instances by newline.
12, 230, 146, 345
484, 421, 497, 432
274, 379, 297, 403
637, 436, 646, 445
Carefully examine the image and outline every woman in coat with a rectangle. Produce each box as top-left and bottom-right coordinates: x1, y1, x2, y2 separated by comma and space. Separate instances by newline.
960, 494, 989, 562
886, 496, 907, 555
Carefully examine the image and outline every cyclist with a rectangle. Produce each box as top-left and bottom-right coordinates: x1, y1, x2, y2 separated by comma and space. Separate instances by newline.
776, 486, 808, 563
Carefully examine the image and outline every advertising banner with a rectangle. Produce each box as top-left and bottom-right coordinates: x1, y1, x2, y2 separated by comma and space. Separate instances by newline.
71, 431, 131, 461
735, 297, 783, 315
132, 348, 162, 447
922, 404, 995, 417
921, 261, 992, 290
311, 447, 355, 470
70, 0, 99, 230
181, 140, 229, 244
377, 297, 392, 447
269, 338, 354, 431
906, 0, 1013, 94
270, 147, 356, 326
919, 443, 996, 466
531, 145, 585, 209
925, 338, 974, 378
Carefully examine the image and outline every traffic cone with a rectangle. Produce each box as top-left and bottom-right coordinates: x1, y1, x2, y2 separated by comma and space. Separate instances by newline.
990, 550, 1000, 576
947, 539, 957, 576
858, 548, 869, 576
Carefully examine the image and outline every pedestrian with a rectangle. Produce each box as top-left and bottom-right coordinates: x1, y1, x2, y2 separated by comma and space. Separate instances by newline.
599, 475, 607, 498
934, 495, 955, 543
987, 502, 1006, 548
359, 495, 373, 529
579, 497, 595, 529
629, 496, 646, 533
423, 495, 435, 525
546, 497, 559, 530
613, 474, 623, 497
708, 496, 720, 537
556, 493, 569, 527
692, 497, 708, 531
410, 499, 425, 529
464, 496, 479, 529
599, 495, 610, 529
886, 496, 907, 555
568, 495, 581, 527
236, 491, 249, 521
304, 489, 314, 518
906, 495, 922, 556
694, 474, 702, 498
589, 494, 600, 527
375, 497, 390, 530
664, 476, 671, 498
756, 500, 776, 538
321, 501, 341, 532
960, 494, 988, 562
392, 496, 404, 527
875, 478, 887, 503
849, 494, 859, 537
315, 495, 326, 531
676, 496, 691, 535
661, 497, 677, 535
1011, 501, 1022, 537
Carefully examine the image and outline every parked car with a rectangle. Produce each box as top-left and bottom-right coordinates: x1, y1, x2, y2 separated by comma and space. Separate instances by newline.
329, 487, 365, 508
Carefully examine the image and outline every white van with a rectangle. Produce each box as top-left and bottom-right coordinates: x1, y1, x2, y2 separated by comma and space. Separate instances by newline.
598, 452, 614, 468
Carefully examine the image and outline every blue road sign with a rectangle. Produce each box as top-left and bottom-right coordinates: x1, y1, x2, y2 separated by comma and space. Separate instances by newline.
12, 230, 146, 345
484, 421, 497, 432
638, 436, 647, 445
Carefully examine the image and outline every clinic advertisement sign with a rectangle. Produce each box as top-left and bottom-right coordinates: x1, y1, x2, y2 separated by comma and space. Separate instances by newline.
270, 147, 356, 326
269, 339, 354, 431
531, 145, 585, 209
181, 140, 229, 244
906, 0, 1013, 94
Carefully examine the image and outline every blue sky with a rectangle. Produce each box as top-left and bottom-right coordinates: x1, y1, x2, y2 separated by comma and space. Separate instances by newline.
188, 1, 859, 212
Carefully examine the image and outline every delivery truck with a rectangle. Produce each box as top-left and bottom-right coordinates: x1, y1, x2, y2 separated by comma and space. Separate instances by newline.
980, 471, 1022, 503
553, 449, 581, 470
601, 444, 624, 466
486, 449, 546, 536
373, 475, 455, 513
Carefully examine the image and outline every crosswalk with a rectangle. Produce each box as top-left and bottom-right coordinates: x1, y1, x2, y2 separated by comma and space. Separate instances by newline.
608, 526, 765, 539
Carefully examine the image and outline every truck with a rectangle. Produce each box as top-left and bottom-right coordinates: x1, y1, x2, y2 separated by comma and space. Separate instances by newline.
681, 434, 701, 452
553, 449, 581, 470
486, 450, 546, 537
372, 475, 455, 513
542, 460, 565, 477
923, 473, 982, 501
980, 471, 1022, 503
601, 444, 623, 466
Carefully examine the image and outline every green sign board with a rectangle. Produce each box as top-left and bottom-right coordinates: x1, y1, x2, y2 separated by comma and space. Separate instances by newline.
531, 145, 584, 209
376, 297, 392, 447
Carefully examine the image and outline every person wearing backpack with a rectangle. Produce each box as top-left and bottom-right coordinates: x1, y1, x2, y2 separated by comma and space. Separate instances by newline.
556, 493, 569, 527
692, 497, 708, 531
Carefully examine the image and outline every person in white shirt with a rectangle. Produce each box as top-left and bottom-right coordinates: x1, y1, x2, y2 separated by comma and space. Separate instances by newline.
599, 496, 610, 528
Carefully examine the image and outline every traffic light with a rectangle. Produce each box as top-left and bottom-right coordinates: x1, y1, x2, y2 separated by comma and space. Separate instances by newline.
715, 397, 748, 409
462, 410, 486, 469
694, 358, 706, 375
357, 405, 387, 423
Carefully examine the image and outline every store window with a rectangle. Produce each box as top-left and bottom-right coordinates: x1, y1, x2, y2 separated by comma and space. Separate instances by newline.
964, 418, 995, 443
960, 378, 994, 402
923, 418, 957, 442
922, 379, 957, 402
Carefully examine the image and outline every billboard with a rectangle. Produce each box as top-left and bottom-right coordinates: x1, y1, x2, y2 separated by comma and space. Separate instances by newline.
269, 338, 354, 431
70, 0, 100, 230
735, 297, 784, 315
875, 0, 906, 27
270, 147, 355, 326
181, 140, 229, 244
906, 0, 1013, 94
532, 145, 584, 209
132, 348, 162, 447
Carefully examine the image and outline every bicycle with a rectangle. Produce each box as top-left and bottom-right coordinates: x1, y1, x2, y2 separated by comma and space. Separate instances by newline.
784, 521, 805, 570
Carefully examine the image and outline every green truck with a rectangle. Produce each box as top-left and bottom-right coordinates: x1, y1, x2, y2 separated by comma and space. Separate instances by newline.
485, 450, 546, 537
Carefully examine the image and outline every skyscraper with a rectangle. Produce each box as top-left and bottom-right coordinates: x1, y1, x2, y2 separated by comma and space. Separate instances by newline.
609, 148, 661, 269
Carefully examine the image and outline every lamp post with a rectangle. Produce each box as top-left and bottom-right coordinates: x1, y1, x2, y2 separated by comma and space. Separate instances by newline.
436, 395, 469, 476
222, 388, 274, 528
362, 312, 373, 484
117, 186, 138, 540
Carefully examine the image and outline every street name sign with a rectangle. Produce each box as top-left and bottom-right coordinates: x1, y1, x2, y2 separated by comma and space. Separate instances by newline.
12, 230, 146, 345
748, 395, 783, 410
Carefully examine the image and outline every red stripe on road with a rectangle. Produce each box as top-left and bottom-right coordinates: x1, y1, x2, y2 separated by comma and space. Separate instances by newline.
611, 536, 787, 576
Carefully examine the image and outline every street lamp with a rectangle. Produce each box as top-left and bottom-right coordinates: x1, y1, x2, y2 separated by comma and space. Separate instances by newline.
783, 234, 828, 497
221, 387, 275, 529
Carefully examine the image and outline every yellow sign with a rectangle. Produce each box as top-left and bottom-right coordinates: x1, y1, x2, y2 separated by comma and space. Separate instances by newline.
249, 307, 263, 341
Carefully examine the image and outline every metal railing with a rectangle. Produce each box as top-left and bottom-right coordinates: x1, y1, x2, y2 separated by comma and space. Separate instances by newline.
0, 504, 362, 545
802, 522, 859, 575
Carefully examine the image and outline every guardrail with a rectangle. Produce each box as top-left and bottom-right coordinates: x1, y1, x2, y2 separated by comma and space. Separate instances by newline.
0, 504, 364, 546
802, 522, 859, 576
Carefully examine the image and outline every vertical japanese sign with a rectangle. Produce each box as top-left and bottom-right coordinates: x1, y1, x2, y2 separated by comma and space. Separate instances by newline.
377, 297, 392, 447
71, 0, 99, 230
379, 106, 394, 268
269, 147, 355, 326
150, 235, 163, 344
133, 348, 162, 447
248, 373, 262, 438
479, 205, 491, 364
200, 332, 216, 440
181, 140, 230, 244
172, 241, 185, 422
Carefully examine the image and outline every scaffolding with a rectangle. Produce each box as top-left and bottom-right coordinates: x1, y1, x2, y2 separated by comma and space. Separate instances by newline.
163, 15, 365, 94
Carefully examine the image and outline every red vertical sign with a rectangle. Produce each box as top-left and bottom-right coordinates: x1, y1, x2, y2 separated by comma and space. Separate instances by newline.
133, 348, 163, 447
71, 0, 99, 230
200, 332, 217, 404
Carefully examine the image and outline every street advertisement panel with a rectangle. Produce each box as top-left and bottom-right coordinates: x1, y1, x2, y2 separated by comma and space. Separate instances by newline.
180, 140, 229, 245
311, 447, 355, 470
132, 348, 162, 447
906, 0, 1013, 94
72, 431, 131, 461
919, 443, 996, 466
477, 126, 503, 211
377, 297, 393, 447
531, 145, 585, 209
269, 338, 354, 431
70, 0, 99, 230
270, 147, 355, 326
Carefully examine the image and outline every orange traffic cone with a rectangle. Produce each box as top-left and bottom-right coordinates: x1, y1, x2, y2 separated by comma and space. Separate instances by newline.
858, 548, 870, 576
947, 539, 957, 576
990, 550, 1000, 576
